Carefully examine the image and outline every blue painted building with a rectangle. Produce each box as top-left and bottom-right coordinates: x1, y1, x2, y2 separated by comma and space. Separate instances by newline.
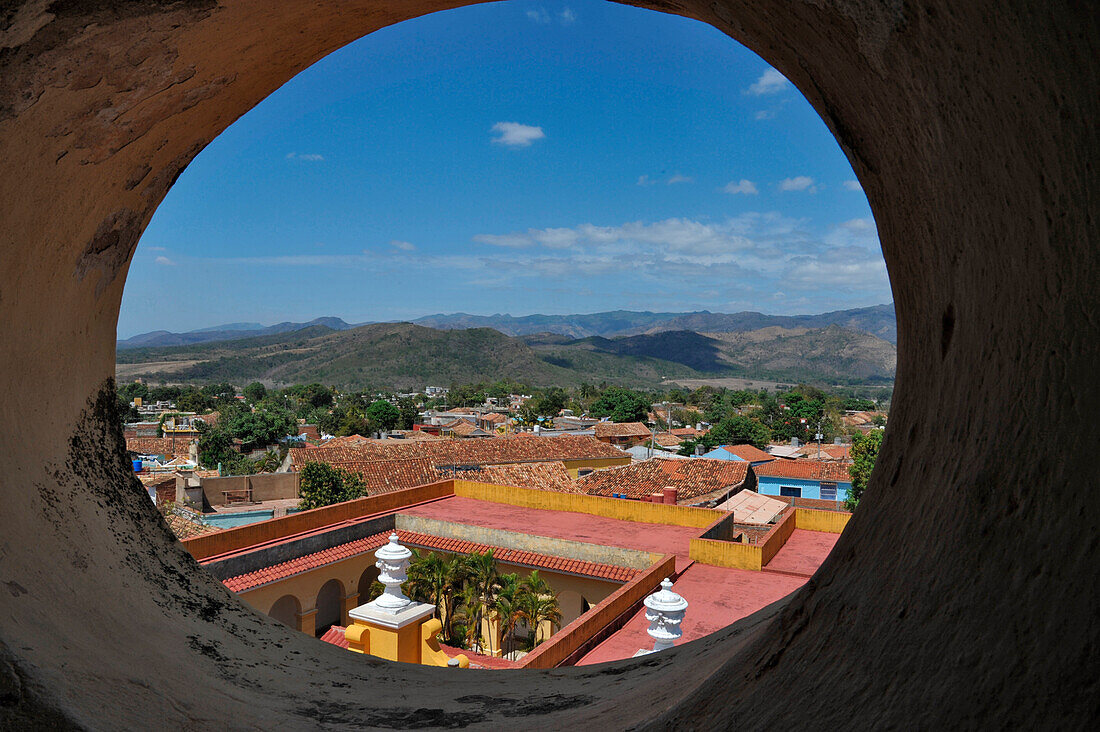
753, 460, 852, 502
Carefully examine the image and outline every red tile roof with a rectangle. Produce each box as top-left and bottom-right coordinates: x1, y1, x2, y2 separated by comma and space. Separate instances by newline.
652, 433, 684, 447
593, 422, 652, 439
754, 459, 853, 482
125, 437, 193, 459
720, 444, 775, 463
329, 458, 440, 496
221, 529, 637, 592
288, 434, 626, 471
578, 457, 749, 502
450, 462, 581, 493
818, 444, 852, 461
319, 625, 350, 649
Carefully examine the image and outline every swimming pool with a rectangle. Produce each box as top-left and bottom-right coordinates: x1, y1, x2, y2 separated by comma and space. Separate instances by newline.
202, 509, 274, 529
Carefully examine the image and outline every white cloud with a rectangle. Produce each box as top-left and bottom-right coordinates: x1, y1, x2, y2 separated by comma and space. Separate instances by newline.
286, 152, 324, 162
560, 8, 576, 24
526, 8, 550, 23
723, 179, 759, 195
754, 109, 776, 120
472, 233, 535, 248
154, 256, 176, 266
843, 179, 863, 191
779, 176, 816, 192
747, 68, 790, 96
390, 240, 416, 251
491, 121, 545, 148
667, 174, 693, 185
637, 175, 656, 186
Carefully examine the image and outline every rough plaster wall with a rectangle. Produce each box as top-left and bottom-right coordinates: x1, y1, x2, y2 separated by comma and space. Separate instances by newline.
0, 0, 1097, 728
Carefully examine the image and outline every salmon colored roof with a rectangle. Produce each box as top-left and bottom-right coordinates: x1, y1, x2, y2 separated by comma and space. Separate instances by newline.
221, 529, 637, 592
719, 444, 775, 462
754, 459, 852, 482
593, 422, 652, 439
288, 434, 626, 470
652, 433, 684, 447
319, 625, 349, 649
819, 444, 852, 460
578, 457, 749, 502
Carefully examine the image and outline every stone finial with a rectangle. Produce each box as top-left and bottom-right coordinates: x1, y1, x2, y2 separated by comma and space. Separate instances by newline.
641, 578, 688, 653
373, 533, 412, 611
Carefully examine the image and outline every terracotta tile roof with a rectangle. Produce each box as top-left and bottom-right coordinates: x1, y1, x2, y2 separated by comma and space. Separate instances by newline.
671, 427, 702, 437
320, 625, 350, 649
593, 422, 652, 439
321, 434, 373, 448
449, 462, 580, 493
327, 458, 440, 496
818, 444, 852, 461
577, 457, 749, 502
221, 530, 638, 592
652, 433, 684, 447
754, 459, 853, 482
444, 420, 483, 437
125, 437, 193, 459
480, 412, 506, 424
288, 435, 626, 471
719, 444, 775, 463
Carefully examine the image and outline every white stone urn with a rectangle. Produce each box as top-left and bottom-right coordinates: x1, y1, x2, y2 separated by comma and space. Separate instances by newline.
638, 578, 688, 654
373, 533, 413, 612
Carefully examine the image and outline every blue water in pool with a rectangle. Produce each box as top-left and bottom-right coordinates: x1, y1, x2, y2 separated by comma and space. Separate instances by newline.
203, 510, 274, 529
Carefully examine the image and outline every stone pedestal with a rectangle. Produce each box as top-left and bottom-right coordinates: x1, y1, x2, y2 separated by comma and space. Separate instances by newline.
344, 533, 456, 665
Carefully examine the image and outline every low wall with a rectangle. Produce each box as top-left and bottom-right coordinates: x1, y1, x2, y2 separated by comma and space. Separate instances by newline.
205, 513, 396, 581
453, 480, 722, 528
795, 507, 852, 533
759, 509, 797, 567
183, 480, 455, 561
519, 554, 677, 669
689, 505, 851, 570
395, 514, 656, 570
199, 472, 300, 506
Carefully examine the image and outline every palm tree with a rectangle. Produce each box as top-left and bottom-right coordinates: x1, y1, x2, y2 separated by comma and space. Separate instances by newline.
462, 550, 500, 654
405, 551, 447, 618
257, 447, 283, 473
518, 570, 562, 649
493, 573, 524, 658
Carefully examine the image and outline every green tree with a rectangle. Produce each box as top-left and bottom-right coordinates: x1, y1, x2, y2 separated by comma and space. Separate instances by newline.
589, 387, 649, 423
703, 416, 771, 450
366, 400, 400, 432
846, 429, 884, 511
116, 394, 140, 424
196, 422, 236, 469
396, 396, 419, 430
297, 460, 367, 510
176, 388, 212, 413
243, 381, 267, 404
227, 408, 295, 448
517, 570, 562, 650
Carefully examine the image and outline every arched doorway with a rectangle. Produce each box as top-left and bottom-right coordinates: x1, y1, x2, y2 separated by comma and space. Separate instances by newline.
268, 595, 301, 630
357, 566, 381, 605
314, 579, 345, 636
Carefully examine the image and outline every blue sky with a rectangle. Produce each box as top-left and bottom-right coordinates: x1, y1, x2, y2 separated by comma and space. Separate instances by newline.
120, 0, 889, 338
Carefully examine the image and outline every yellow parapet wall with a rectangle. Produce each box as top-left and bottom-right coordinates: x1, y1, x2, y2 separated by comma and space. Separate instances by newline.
795, 507, 852, 533
689, 538, 762, 570
453, 480, 722, 529
690, 507, 851, 570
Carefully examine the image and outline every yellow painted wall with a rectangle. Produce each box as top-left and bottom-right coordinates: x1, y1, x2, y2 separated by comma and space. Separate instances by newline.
689, 538, 762, 570
795, 507, 851, 533
453, 480, 723, 528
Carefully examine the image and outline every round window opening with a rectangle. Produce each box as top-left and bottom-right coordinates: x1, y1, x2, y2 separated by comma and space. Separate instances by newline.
119, 0, 890, 687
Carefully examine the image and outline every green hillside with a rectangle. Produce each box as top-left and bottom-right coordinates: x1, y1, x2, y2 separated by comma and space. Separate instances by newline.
116, 321, 895, 390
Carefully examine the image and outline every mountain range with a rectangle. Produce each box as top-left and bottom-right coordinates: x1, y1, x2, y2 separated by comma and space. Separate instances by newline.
116, 311, 897, 391
117, 303, 896, 349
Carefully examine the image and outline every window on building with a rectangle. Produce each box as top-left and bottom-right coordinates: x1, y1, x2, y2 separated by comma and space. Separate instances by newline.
780, 486, 802, 498
820, 482, 837, 500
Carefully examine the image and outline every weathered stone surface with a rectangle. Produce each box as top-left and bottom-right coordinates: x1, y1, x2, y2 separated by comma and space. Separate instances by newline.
0, 0, 1096, 728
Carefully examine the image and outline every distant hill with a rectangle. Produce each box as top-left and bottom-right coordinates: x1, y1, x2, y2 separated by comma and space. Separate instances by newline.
116, 319, 895, 390
412, 303, 897, 343
117, 317, 358, 349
